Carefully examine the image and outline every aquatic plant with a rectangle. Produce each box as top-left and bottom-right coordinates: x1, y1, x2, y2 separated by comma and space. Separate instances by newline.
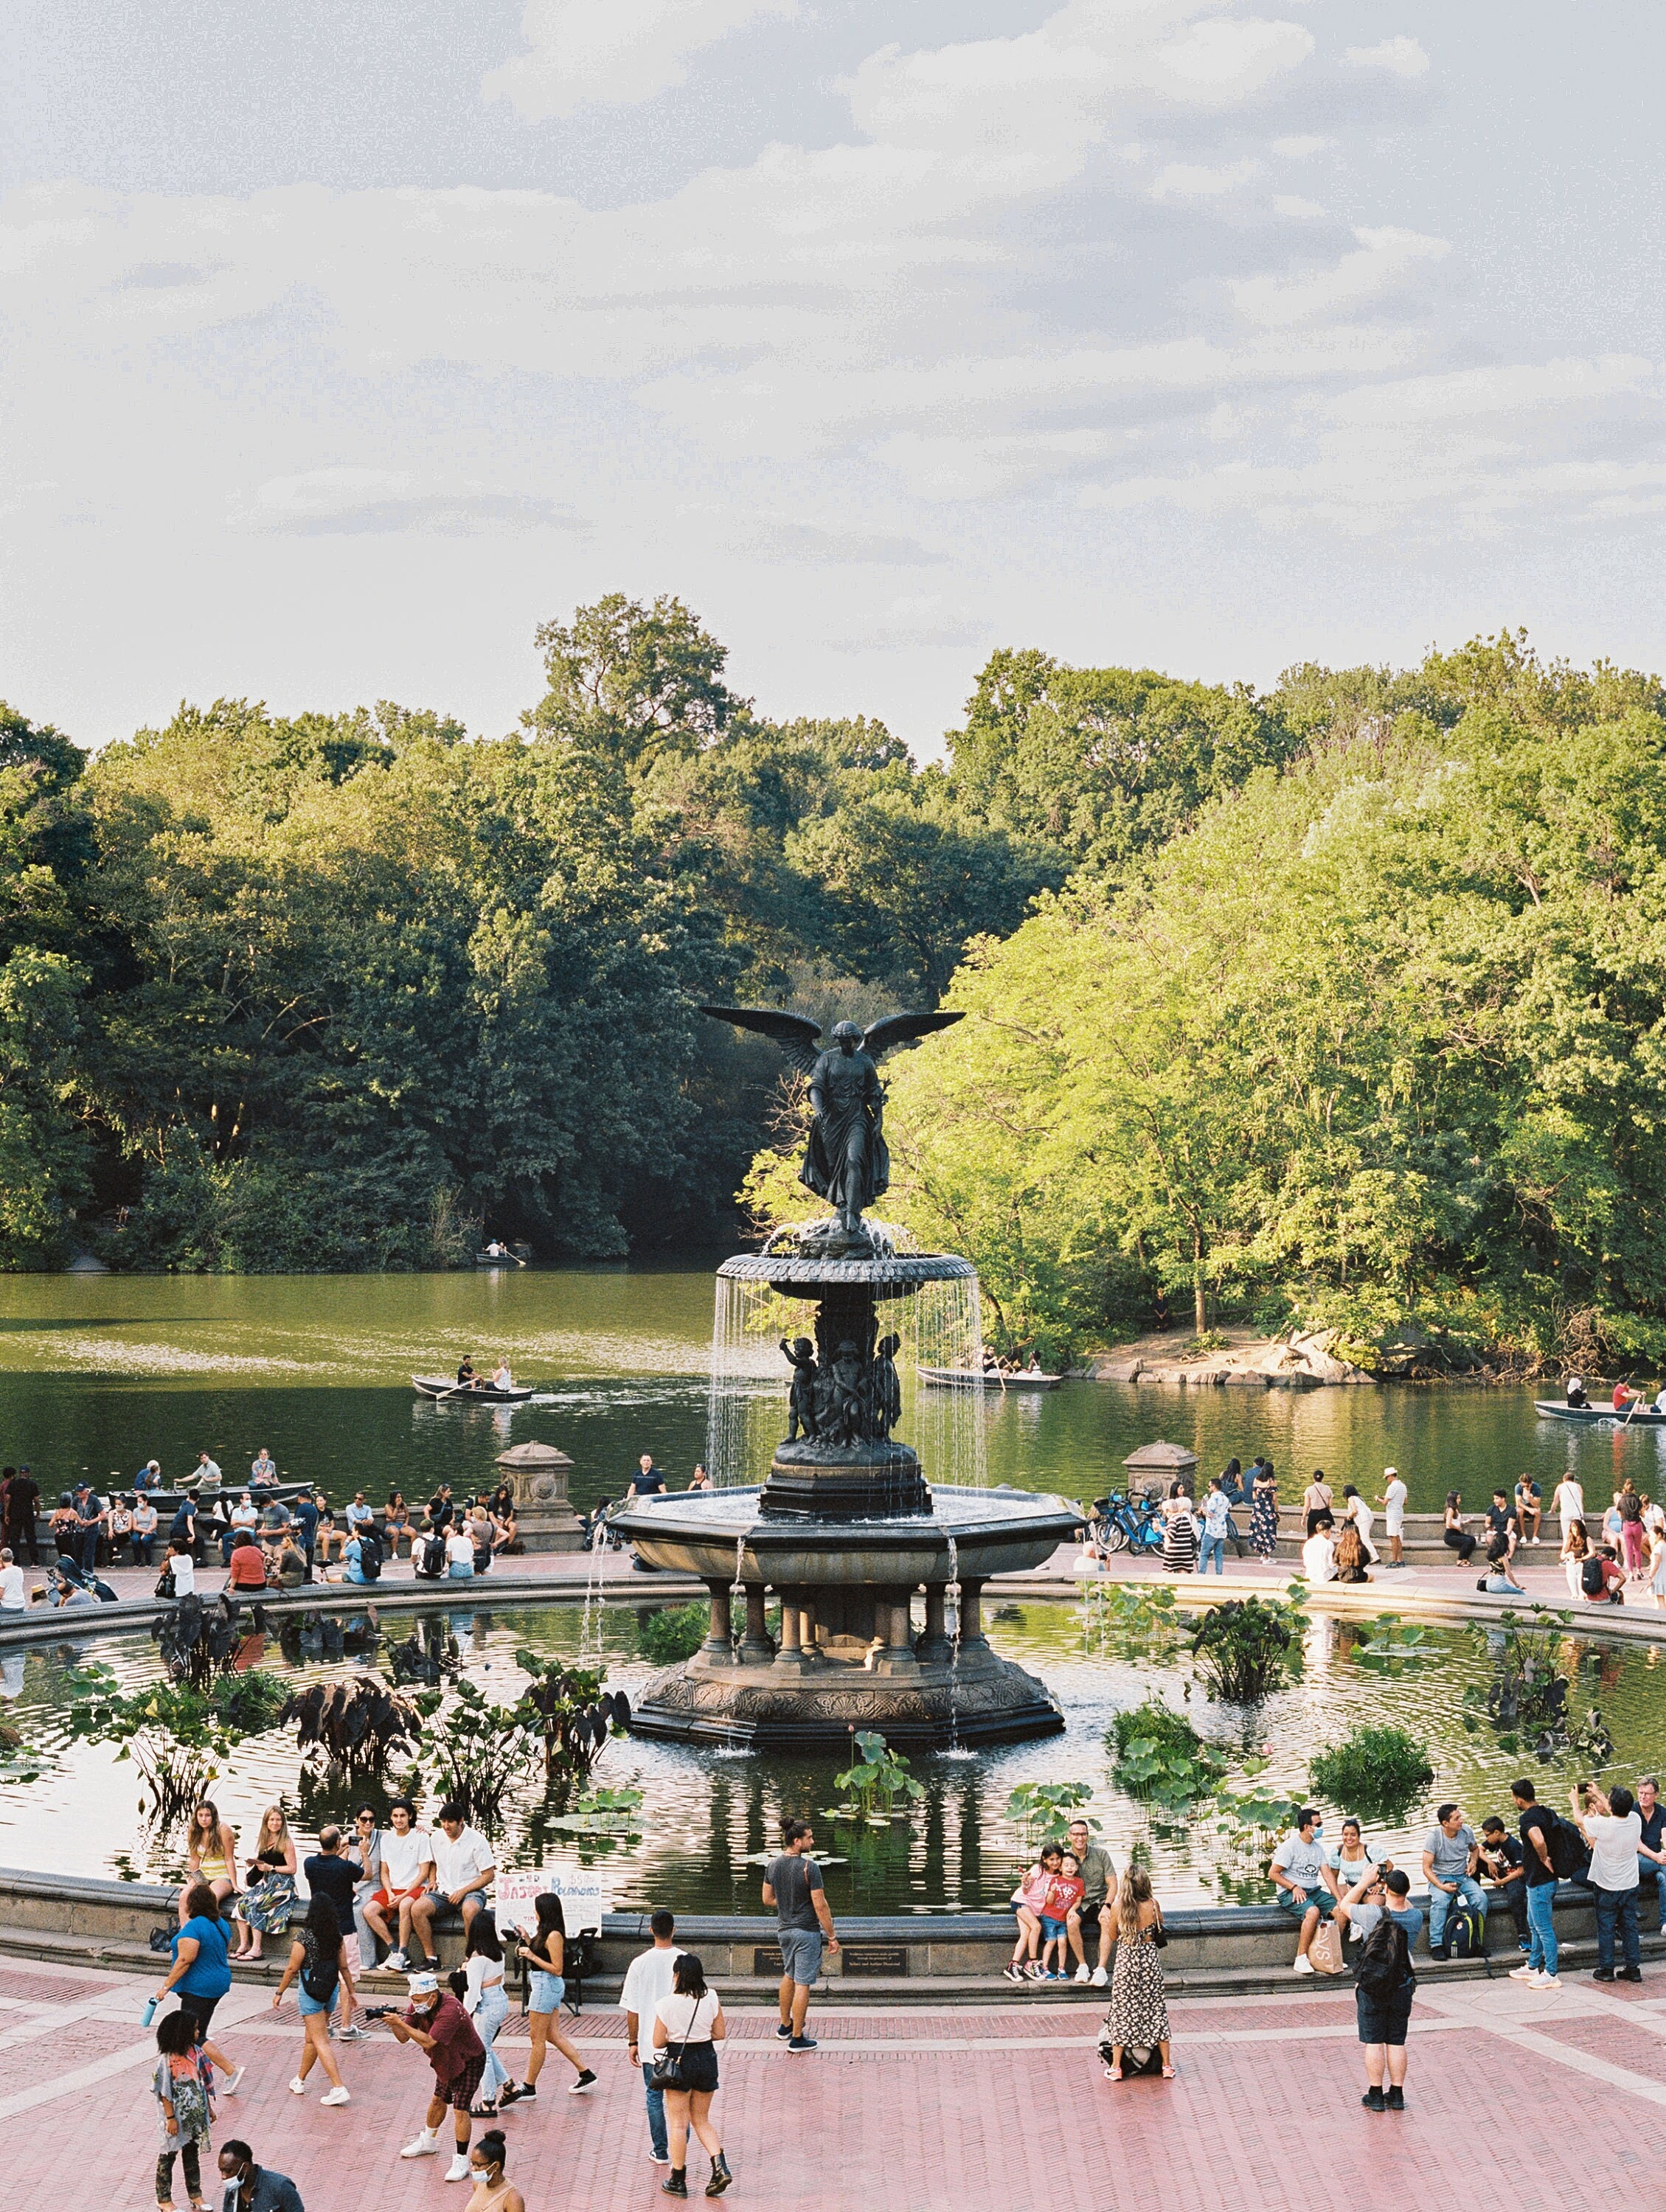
282, 1674, 423, 1773
1343, 1616, 1435, 1673
1309, 1725, 1434, 1823
1189, 1595, 1302, 1702
1004, 1778, 1095, 1854
513, 1652, 630, 1783
413, 1678, 541, 1831
636, 1604, 709, 1666
65, 1662, 289, 1817
1462, 1608, 1615, 1763
827, 1731, 926, 1825
1110, 1701, 1227, 1806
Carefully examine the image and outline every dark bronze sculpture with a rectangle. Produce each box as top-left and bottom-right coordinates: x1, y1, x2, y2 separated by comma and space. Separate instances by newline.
701, 1006, 962, 1253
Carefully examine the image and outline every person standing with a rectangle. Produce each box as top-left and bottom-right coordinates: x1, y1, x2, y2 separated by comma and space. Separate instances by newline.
1099, 1870, 1173, 2081
153, 2008, 214, 2211
627, 1455, 667, 1503
1249, 1463, 1280, 1562
219, 2140, 305, 2212
1196, 1477, 1230, 1576
614, 1907, 684, 2163
497, 1892, 596, 2108
386, 1972, 487, 2184
1552, 1472, 1585, 1542
763, 1819, 839, 2052
300, 1826, 361, 1985
72, 1481, 103, 1576
346, 1806, 386, 1972
1160, 1483, 1198, 1574
459, 1916, 513, 2117
271, 1894, 355, 2104
153, 1884, 243, 2096
1336, 1867, 1420, 2110
1576, 1781, 1644, 1982
4, 1464, 38, 1566
291, 1489, 320, 1579
651, 1952, 732, 2199
1379, 1468, 1408, 1568
1302, 1469, 1333, 1536
1421, 1803, 1486, 1958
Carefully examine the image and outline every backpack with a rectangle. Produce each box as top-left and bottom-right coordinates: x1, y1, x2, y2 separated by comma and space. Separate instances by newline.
1356, 1918, 1414, 2000
1097, 2037, 1163, 2078
1443, 1905, 1485, 1960
299, 1930, 339, 2006
417, 1534, 445, 1579
1547, 1815, 1591, 1881
355, 1531, 382, 1582
1581, 1556, 1606, 1597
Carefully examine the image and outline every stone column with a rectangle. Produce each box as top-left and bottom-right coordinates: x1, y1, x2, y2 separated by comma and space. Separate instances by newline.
774, 1587, 813, 1672
740, 1583, 775, 1663
957, 1576, 988, 1650
916, 1582, 952, 1666
871, 1586, 920, 1676
701, 1579, 733, 1663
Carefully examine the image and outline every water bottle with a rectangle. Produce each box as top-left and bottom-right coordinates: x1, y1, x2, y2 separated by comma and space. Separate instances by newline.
141, 1996, 159, 2028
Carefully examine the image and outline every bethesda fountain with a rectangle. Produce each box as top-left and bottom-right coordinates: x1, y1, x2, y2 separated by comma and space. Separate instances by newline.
611, 1004, 1079, 1749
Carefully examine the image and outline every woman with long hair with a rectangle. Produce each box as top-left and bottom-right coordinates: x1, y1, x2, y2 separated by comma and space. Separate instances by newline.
154, 1882, 242, 2093
497, 1894, 595, 2106
462, 1913, 512, 2116
232, 1805, 297, 1961
1100, 1870, 1173, 2082
271, 1893, 354, 2104
185, 1801, 237, 1905
1334, 1523, 1371, 1585
1249, 1461, 1281, 1562
1443, 1493, 1477, 1564
651, 1951, 730, 2199
1561, 1516, 1590, 1602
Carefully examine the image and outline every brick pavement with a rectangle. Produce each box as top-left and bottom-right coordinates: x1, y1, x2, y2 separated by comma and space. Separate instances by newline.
8, 1952, 1666, 2212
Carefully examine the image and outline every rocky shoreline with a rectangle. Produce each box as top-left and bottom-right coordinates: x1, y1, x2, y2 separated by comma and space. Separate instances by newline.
1081, 1322, 1513, 1388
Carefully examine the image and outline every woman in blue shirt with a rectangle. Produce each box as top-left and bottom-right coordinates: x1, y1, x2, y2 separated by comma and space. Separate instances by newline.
154, 1883, 243, 2094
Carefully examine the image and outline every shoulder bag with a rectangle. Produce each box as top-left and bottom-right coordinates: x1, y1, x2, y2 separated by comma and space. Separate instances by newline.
650, 1994, 702, 2090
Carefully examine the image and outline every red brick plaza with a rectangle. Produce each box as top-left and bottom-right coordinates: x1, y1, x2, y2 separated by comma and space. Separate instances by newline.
13, 1949, 1666, 2212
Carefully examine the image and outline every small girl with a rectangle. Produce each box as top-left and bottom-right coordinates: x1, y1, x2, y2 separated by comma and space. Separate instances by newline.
1004, 1843, 1063, 1981
153, 2009, 212, 2211
1039, 1851, 1086, 1980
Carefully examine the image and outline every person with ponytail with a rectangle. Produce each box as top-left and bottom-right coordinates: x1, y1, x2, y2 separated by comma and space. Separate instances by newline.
465, 2129, 523, 2212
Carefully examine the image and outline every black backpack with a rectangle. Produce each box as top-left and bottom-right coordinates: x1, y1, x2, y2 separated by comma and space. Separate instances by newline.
1356, 1917, 1414, 2000
356, 1530, 382, 1582
417, 1534, 445, 1579
1548, 1815, 1590, 1881
1444, 1905, 1485, 1960
1581, 1556, 1606, 1596
299, 1931, 339, 2006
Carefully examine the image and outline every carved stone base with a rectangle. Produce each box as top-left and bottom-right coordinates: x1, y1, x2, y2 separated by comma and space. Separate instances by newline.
626, 1644, 1063, 1750
760, 1441, 929, 1521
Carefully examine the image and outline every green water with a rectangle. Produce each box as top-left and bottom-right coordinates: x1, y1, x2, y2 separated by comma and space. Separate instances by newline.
2, 1601, 1662, 1912
0, 1268, 1658, 1519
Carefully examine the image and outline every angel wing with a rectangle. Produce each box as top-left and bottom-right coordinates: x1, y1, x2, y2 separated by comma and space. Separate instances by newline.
699, 1004, 824, 1075
861, 1010, 965, 1060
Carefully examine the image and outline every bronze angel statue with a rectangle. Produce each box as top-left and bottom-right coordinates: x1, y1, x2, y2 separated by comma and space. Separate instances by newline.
701, 1005, 963, 1248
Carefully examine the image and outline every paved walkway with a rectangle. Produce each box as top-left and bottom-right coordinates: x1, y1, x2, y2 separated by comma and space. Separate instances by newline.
13, 1949, 1666, 2211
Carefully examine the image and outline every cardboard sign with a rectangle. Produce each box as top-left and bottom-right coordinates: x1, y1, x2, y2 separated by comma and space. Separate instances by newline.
494, 1863, 612, 1937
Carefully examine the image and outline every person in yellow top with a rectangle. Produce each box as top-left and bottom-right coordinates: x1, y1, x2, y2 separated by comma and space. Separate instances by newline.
186, 1801, 237, 1904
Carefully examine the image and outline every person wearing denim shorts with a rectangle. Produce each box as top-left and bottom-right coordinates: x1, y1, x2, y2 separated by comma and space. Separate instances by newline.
1271, 1809, 1335, 1974
615, 1910, 683, 2163
763, 1820, 839, 2053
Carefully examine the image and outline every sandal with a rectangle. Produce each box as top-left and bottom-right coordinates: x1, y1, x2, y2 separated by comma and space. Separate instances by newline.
1161, 2065, 1177, 2079
470, 2104, 499, 2119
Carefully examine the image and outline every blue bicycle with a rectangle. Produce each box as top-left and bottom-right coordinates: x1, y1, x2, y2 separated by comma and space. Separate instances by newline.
1093, 1489, 1165, 1557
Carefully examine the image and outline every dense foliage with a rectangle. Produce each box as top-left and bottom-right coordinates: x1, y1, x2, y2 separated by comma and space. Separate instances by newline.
1308, 1725, 1434, 1823
877, 636, 1666, 1363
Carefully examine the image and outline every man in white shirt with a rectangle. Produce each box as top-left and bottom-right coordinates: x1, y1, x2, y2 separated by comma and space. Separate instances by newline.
166, 1538, 195, 1597
1379, 1467, 1409, 1568
1552, 1475, 1585, 1541
0, 1547, 24, 1611
1577, 1781, 1645, 1981
621, 1910, 683, 2167
1301, 1515, 1337, 1585
372, 1799, 439, 1972
412, 1804, 496, 1961
1271, 1809, 1334, 1973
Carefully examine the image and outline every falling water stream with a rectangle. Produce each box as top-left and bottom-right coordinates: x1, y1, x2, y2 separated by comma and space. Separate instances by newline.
943, 1530, 962, 1756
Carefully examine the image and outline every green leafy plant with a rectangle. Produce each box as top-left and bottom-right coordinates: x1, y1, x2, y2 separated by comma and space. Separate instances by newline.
635, 1604, 711, 1666
1189, 1595, 1302, 1702
512, 1652, 625, 1784
1309, 1725, 1434, 1823
1459, 1607, 1613, 1760
827, 1731, 926, 1825
1004, 1778, 1095, 1854
1078, 1580, 1184, 1660
544, 1784, 645, 1837
414, 1678, 541, 1832
1344, 1616, 1435, 1673
1110, 1701, 1227, 1806
0, 1717, 48, 1787
65, 1663, 289, 1815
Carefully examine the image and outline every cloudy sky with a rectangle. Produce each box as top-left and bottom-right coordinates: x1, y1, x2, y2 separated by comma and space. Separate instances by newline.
3, 1, 1662, 755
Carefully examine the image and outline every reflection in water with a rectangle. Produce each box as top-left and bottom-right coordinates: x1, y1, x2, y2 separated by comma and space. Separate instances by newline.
1, 1598, 1661, 1912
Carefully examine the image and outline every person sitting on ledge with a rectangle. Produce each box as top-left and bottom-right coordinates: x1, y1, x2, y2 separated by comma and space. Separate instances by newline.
1582, 1542, 1626, 1604
228, 1528, 270, 1591
1271, 1807, 1334, 1975
1301, 1512, 1338, 1584
1443, 1492, 1477, 1563
1333, 1522, 1372, 1584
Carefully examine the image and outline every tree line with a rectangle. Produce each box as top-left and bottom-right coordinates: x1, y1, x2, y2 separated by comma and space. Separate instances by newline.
10, 606, 1659, 1367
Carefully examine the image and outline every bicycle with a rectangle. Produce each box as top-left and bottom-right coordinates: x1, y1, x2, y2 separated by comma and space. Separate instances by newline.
1097, 1489, 1165, 1557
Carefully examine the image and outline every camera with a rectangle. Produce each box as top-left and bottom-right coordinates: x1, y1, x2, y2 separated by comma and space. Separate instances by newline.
361, 2004, 397, 2022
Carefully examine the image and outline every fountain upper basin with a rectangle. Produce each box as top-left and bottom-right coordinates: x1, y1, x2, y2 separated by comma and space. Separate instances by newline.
609, 1483, 1081, 1585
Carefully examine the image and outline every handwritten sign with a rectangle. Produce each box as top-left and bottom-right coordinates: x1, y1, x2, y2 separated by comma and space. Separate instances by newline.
495, 1863, 613, 1937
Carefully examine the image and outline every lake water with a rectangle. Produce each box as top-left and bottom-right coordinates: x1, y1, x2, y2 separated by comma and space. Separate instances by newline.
1, 1267, 1662, 1913
0, 1267, 1658, 1520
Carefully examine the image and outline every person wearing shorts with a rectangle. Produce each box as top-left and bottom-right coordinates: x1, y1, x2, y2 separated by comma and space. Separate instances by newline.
1380, 1467, 1408, 1568
412, 1802, 496, 1960
763, 1820, 839, 2053
385, 1975, 487, 2185
1271, 1809, 1334, 1973
1340, 1868, 1422, 2110
367, 1799, 437, 1972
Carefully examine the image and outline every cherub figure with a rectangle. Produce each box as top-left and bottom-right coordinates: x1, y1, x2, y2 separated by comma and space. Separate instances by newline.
780, 1336, 821, 1442
872, 1332, 903, 1440
827, 1340, 868, 1445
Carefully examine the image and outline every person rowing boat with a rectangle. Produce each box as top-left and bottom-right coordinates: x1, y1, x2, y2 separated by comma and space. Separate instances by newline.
456, 1357, 482, 1391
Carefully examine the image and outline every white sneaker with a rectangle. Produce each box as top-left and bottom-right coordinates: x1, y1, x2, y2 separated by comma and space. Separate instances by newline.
386, 1950, 410, 1972
321, 2086, 352, 2107
1073, 1965, 1091, 1985
221, 2066, 245, 2096
1292, 1955, 1316, 1975
1508, 1964, 1537, 1981
289, 2076, 308, 2095
400, 2132, 440, 2160
445, 2155, 473, 2183
1091, 1966, 1108, 1987
1534, 1972, 1561, 1989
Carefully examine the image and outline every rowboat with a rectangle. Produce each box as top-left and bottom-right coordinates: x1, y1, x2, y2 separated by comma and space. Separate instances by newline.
918, 1366, 1063, 1391
412, 1374, 537, 1405
1535, 1399, 1666, 1426
474, 1250, 527, 1268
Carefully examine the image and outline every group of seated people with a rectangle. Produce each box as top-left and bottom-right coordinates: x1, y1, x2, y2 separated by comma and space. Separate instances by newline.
1566, 1374, 1666, 1414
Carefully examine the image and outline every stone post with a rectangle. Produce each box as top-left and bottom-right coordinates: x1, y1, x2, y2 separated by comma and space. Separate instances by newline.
740, 1582, 775, 1663
916, 1582, 951, 1665
701, 1579, 733, 1663
957, 1576, 988, 1650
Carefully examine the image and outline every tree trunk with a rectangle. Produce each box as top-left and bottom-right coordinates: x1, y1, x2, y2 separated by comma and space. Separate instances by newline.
1194, 1274, 1207, 1335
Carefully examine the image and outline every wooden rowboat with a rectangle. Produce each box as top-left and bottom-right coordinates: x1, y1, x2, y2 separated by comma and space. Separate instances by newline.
412, 1374, 537, 1405
1535, 1399, 1666, 1426
917, 1366, 1063, 1391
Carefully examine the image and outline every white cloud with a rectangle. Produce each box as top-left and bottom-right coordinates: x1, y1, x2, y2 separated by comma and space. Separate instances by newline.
1344, 35, 1430, 77
1231, 223, 1449, 326
1271, 133, 1333, 156
1272, 193, 1326, 218
484, 0, 796, 122
239, 468, 580, 536
1150, 159, 1263, 200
